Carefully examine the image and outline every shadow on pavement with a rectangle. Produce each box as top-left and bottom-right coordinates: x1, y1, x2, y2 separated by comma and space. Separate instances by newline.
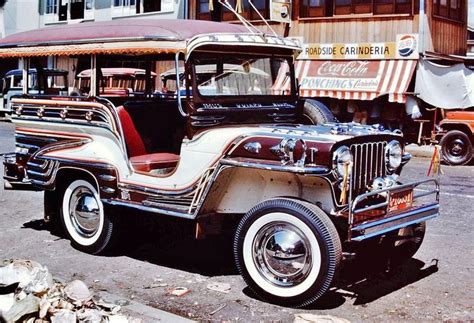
23, 215, 438, 308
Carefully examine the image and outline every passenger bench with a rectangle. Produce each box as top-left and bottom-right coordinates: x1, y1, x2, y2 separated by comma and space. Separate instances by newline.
117, 105, 180, 172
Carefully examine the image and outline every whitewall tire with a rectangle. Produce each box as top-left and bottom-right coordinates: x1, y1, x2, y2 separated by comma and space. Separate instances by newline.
60, 179, 116, 254
234, 198, 342, 307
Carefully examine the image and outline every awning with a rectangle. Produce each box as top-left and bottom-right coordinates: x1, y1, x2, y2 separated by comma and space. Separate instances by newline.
415, 59, 474, 109
296, 59, 417, 103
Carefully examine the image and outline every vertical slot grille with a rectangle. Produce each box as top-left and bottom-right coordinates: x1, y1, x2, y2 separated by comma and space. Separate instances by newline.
350, 142, 386, 195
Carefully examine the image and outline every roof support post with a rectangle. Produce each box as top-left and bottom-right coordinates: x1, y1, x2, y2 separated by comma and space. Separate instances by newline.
21, 58, 29, 95
175, 52, 188, 117
90, 54, 97, 97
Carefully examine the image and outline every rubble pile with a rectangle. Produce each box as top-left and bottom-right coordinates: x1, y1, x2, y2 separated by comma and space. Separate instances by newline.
0, 260, 139, 323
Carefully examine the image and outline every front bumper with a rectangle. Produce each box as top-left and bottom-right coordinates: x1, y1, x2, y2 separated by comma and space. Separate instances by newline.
349, 179, 439, 241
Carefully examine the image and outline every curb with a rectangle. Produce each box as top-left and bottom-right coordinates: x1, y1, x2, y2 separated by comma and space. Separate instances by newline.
98, 291, 196, 323
405, 144, 435, 159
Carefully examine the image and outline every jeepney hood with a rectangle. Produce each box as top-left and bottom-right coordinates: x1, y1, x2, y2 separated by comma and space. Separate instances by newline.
192, 123, 403, 166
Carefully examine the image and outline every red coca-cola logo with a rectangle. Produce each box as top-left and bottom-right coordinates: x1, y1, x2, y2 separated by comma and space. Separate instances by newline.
316, 61, 377, 78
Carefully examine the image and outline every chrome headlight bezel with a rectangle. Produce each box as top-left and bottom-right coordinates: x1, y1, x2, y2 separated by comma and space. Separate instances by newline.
385, 140, 402, 172
332, 146, 353, 178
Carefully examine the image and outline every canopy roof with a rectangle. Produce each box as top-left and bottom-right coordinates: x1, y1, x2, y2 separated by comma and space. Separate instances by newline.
0, 19, 299, 58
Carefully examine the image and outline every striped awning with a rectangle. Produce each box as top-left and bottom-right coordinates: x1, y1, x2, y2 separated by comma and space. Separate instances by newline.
296, 59, 417, 103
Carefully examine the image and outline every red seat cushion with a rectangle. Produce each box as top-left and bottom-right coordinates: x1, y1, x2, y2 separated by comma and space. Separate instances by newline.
117, 105, 146, 157
130, 153, 180, 172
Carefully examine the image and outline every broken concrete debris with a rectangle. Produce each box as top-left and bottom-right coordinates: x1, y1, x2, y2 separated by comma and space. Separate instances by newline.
168, 287, 190, 297
0, 259, 141, 323
206, 282, 231, 294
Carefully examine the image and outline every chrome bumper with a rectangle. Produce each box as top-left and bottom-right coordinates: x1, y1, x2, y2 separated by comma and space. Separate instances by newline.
349, 179, 440, 241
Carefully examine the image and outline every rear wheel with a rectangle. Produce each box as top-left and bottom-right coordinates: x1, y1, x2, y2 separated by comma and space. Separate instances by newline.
440, 130, 473, 166
234, 198, 341, 307
301, 100, 336, 125
60, 179, 118, 254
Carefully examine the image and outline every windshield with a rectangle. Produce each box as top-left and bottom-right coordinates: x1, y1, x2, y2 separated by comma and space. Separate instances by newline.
193, 56, 293, 97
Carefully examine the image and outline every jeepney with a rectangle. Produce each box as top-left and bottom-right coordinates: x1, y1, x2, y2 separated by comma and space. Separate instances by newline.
74, 67, 157, 97
1, 19, 439, 307
1, 68, 68, 115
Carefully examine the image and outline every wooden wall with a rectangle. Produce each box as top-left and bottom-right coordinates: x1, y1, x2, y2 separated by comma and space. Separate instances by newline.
425, 0, 467, 56
286, 16, 419, 43
189, 0, 468, 56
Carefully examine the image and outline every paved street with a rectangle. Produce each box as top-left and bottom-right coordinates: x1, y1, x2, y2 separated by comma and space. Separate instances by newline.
0, 121, 472, 321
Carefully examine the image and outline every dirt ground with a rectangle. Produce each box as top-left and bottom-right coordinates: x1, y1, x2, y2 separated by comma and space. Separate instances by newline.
0, 122, 473, 321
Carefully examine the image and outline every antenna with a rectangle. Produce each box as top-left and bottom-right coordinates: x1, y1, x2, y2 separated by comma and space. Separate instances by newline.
217, 0, 262, 35
247, 0, 278, 37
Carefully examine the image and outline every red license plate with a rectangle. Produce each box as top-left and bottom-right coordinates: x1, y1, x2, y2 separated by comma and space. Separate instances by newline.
388, 188, 413, 213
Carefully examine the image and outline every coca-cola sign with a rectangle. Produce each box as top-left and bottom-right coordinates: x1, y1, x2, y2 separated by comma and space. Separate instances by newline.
299, 60, 383, 92
317, 61, 378, 78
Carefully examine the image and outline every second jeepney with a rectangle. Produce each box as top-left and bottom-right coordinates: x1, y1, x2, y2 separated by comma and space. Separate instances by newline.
1, 19, 439, 307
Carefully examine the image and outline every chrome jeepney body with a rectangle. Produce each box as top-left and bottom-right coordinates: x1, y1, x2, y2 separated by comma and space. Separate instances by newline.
1, 19, 439, 307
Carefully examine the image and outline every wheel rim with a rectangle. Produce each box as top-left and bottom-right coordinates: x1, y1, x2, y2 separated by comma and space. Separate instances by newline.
68, 186, 101, 238
446, 137, 468, 160
253, 221, 312, 287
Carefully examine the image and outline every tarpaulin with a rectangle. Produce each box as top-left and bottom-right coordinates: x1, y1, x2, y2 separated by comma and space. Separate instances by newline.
415, 59, 474, 109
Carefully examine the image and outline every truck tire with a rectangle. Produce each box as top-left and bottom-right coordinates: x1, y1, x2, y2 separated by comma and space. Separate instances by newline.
440, 130, 473, 166
301, 99, 336, 125
233, 198, 342, 307
59, 179, 119, 254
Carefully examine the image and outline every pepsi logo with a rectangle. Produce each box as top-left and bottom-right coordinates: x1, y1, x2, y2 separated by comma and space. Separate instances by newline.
398, 35, 417, 57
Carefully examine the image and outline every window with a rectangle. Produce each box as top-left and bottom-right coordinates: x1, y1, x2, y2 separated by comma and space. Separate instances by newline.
299, 0, 413, 17
197, 0, 212, 19
113, 0, 169, 16
197, 0, 269, 21
45, 0, 58, 14
143, 0, 161, 12
300, 0, 331, 18
433, 0, 463, 21
44, 0, 94, 21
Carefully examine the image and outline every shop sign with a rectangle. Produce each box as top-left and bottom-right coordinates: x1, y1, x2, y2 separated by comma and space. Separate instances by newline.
270, 0, 292, 23
298, 34, 419, 60
299, 60, 384, 92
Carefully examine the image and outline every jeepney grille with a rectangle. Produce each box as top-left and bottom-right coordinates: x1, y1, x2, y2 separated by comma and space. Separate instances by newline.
350, 142, 386, 195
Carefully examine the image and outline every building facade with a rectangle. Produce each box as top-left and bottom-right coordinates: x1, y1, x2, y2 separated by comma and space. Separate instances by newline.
39, 0, 186, 26
0, 0, 39, 38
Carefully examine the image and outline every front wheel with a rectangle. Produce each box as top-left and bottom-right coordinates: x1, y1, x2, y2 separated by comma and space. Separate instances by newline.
300, 99, 336, 125
60, 179, 118, 254
440, 130, 473, 166
233, 198, 342, 307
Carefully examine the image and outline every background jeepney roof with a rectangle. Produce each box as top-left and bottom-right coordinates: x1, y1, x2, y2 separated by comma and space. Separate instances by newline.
0, 19, 300, 58
77, 68, 157, 78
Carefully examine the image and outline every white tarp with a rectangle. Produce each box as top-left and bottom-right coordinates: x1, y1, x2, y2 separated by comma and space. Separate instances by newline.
415, 59, 474, 109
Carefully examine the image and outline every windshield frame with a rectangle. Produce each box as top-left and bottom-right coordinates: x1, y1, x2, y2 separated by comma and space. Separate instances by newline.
189, 53, 296, 103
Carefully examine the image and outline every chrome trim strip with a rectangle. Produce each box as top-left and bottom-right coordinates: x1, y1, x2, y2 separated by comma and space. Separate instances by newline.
99, 174, 116, 182
220, 158, 331, 175
103, 199, 195, 220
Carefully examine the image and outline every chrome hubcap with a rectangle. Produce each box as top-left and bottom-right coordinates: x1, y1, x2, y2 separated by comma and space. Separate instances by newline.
448, 139, 466, 157
69, 186, 100, 238
253, 222, 312, 287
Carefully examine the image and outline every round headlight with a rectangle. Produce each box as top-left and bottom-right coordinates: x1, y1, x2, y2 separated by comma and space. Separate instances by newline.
386, 140, 402, 172
333, 146, 353, 177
